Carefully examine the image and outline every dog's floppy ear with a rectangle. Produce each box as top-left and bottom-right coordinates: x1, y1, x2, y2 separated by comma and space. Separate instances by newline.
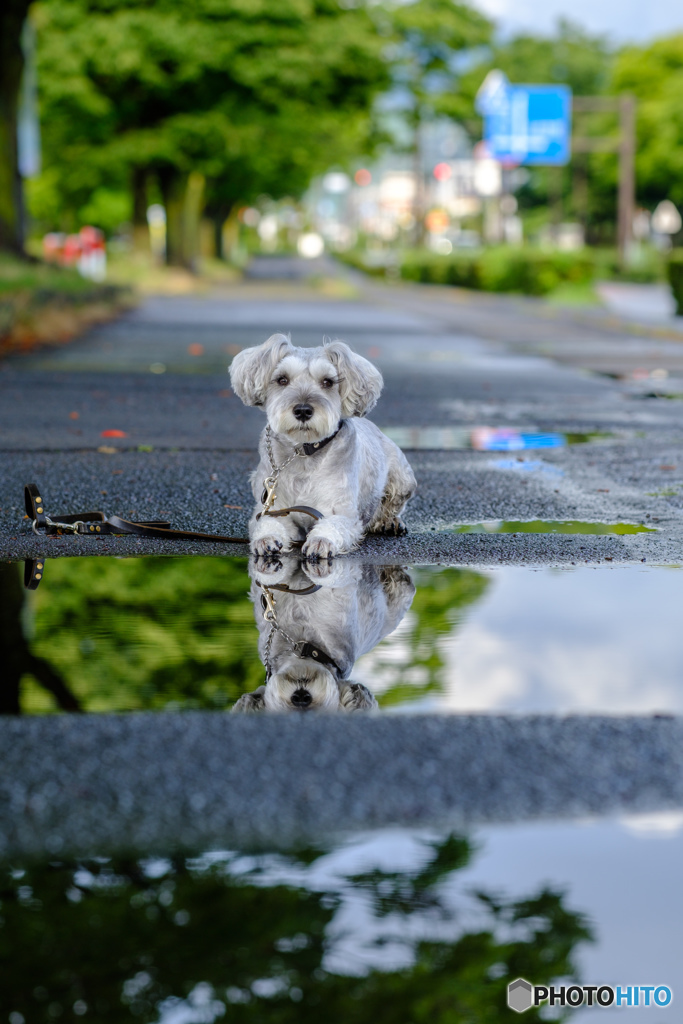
325, 340, 383, 417
231, 686, 266, 713
229, 333, 293, 407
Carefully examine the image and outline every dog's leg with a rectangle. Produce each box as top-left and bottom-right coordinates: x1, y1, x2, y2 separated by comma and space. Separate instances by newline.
250, 510, 299, 558
367, 449, 416, 537
301, 513, 364, 560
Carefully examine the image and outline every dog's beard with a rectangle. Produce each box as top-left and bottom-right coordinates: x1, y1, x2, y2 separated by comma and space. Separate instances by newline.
266, 391, 340, 442
263, 660, 340, 712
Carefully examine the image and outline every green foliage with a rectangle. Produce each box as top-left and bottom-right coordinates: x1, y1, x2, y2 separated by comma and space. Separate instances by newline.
384, 0, 492, 127
374, 567, 490, 707
668, 249, 683, 314
29, 0, 393, 234
0, 834, 593, 1022
0, 250, 99, 296
383, 248, 596, 296
13, 557, 495, 714
27, 556, 262, 711
451, 19, 613, 139
612, 35, 683, 209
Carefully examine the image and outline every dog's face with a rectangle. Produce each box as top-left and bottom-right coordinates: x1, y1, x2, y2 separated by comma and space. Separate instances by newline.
229, 334, 383, 441
232, 674, 379, 713
262, 658, 340, 712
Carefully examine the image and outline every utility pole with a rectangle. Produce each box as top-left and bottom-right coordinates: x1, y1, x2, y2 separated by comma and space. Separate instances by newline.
618, 94, 636, 262
572, 94, 636, 267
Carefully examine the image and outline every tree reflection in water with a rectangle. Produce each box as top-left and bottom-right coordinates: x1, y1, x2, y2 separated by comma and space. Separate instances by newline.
2, 558, 490, 713
0, 834, 592, 1022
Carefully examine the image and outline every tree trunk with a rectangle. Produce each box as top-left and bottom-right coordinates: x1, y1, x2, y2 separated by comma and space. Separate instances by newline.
0, 0, 32, 254
159, 168, 185, 267
0, 562, 82, 714
159, 169, 205, 270
131, 166, 149, 253
182, 170, 205, 271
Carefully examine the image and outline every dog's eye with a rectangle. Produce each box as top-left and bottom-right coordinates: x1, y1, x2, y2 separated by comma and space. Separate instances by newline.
321, 378, 335, 389
276, 376, 289, 386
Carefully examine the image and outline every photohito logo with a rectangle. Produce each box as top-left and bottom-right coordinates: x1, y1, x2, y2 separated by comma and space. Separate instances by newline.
507, 979, 673, 1013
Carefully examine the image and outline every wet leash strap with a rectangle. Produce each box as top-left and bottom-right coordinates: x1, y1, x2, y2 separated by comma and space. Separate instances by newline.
24, 483, 323, 543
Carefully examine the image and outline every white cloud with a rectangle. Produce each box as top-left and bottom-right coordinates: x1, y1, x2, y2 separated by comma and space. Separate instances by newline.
441, 566, 683, 715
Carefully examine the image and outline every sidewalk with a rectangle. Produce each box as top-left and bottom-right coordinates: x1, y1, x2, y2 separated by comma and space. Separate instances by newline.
2, 275, 683, 565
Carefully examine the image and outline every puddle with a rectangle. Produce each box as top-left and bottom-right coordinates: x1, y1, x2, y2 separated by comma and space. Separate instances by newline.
4, 556, 683, 1013
2, 820, 681, 1020
3, 557, 682, 716
445, 520, 656, 535
380, 426, 611, 451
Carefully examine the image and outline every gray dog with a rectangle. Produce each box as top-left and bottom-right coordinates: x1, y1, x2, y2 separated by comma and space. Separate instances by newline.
229, 333, 416, 559
232, 559, 415, 713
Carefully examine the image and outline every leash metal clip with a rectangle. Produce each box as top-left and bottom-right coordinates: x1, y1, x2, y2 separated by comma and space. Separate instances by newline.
32, 515, 84, 535
260, 586, 277, 621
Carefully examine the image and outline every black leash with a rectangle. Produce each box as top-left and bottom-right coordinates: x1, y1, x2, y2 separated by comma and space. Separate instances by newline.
22, 482, 327, 590
25, 482, 250, 542
24, 482, 324, 542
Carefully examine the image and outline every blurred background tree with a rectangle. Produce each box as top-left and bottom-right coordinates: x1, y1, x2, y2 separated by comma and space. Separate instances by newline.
28, 0, 393, 266
0, 0, 33, 253
454, 20, 616, 240
4, 0, 683, 272
611, 34, 683, 210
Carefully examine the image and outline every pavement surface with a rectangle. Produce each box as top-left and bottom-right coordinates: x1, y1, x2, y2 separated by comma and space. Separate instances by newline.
4, 264, 683, 857
1, 712, 682, 858
2, 268, 683, 565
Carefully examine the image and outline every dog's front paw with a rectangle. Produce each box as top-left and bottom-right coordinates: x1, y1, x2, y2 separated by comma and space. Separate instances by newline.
251, 553, 284, 577
231, 687, 266, 713
339, 682, 378, 711
302, 557, 336, 580
373, 517, 407, 537
302, 535, 337, 561
253, 535, 284, 558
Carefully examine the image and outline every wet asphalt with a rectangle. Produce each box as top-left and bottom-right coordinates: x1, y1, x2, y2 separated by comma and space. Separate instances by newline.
2, 271, 683, 566
4, 266, 683, 856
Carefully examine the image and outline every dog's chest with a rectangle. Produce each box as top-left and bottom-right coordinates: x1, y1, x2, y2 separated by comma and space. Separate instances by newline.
276, 458, 333, 507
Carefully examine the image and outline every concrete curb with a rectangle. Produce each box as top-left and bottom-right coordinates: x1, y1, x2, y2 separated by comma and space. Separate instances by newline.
1, 713, 681, 859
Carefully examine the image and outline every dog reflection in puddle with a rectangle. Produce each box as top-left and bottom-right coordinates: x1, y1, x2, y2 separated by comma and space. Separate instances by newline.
232, 558, 415, 713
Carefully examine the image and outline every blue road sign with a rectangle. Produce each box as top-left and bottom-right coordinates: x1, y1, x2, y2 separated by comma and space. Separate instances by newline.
476, 71, 572, 166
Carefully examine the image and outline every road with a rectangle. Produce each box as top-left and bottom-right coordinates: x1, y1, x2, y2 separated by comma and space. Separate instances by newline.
2, 268, 683, 565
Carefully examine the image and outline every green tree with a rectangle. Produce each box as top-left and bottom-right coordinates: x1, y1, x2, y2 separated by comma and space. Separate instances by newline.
374, 567, 490, 708
611, 34, 683, 209
19, 556, 262, 713
30, 0, 392, 264
1, 834, 593, 1022
453, 20, 615, 233
0, 562, 81, 713
0, 0, 33, 253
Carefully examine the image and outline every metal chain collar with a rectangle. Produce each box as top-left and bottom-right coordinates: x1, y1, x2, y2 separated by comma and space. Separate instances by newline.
261, 585, 307, 679
261, 426, 306, 513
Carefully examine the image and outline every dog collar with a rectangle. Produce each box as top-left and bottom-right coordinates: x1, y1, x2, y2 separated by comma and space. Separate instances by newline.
297, 421, 343, 456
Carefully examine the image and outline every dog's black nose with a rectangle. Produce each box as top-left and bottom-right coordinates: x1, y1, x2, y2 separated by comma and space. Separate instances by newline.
291, 687, 312, 708
293, 403, 313, 422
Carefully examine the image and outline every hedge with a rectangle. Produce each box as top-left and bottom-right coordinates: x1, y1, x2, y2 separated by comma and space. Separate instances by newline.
399, 248, 596, 296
